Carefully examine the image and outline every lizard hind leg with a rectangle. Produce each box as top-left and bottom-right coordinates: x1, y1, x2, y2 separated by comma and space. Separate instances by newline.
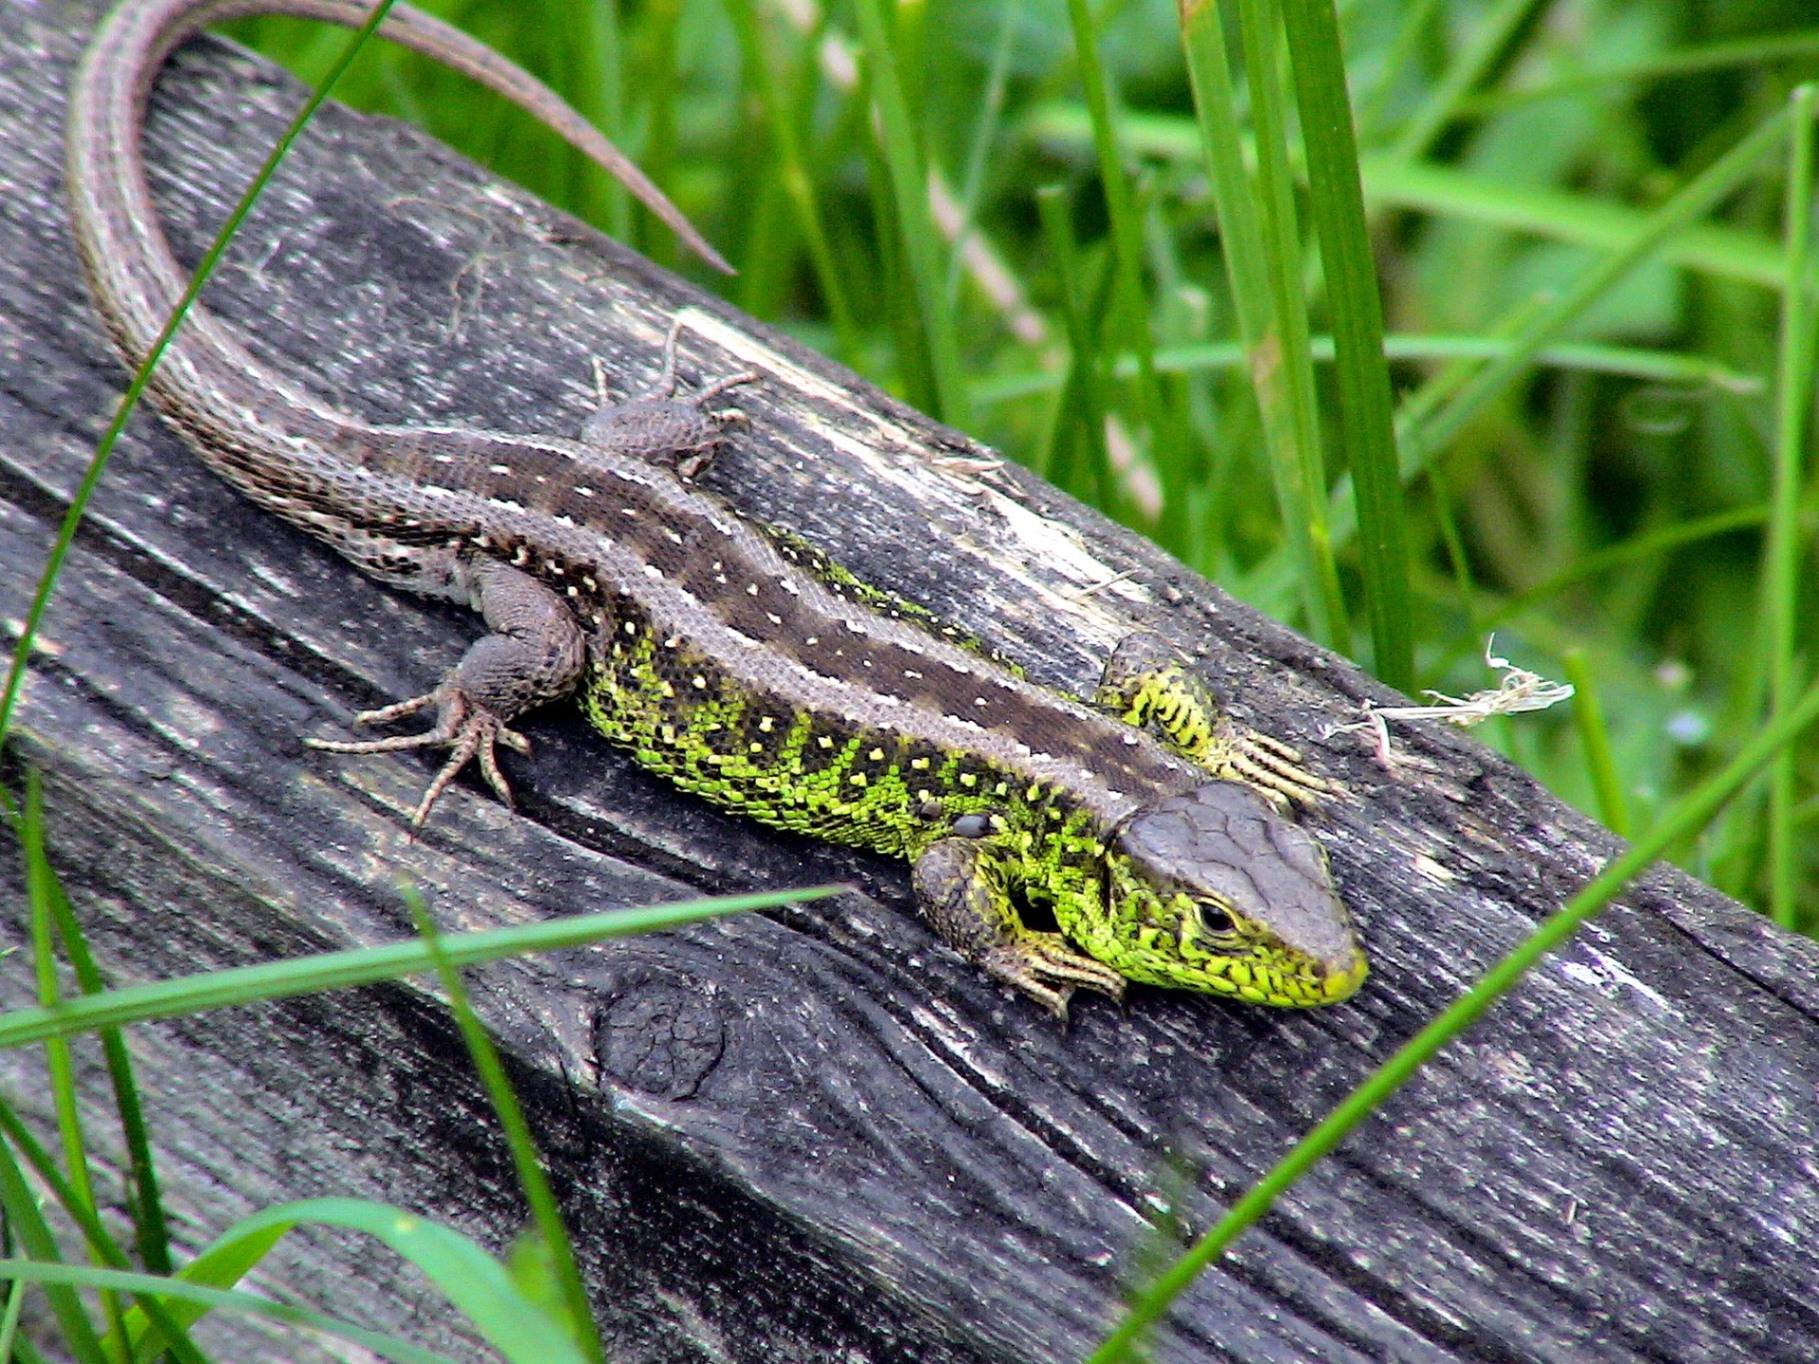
912, 837, 1126, 1020
1092, 631, 1340, 809
580, 319, 758, 479
306, 561, 586, 826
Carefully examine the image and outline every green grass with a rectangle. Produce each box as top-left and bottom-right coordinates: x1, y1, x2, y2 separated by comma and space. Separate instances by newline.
10, 0, 1819, 1358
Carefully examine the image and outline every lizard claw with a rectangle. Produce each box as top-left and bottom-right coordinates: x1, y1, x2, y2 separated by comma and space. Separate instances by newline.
1218, 721, 1345, 811
307, 687, 531, 826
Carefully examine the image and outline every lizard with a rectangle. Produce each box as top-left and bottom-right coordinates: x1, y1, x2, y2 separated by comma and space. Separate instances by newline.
64, 0, 1366, 1018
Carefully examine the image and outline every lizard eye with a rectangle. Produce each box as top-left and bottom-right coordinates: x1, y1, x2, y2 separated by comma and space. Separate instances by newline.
1194, 899, 1236, 938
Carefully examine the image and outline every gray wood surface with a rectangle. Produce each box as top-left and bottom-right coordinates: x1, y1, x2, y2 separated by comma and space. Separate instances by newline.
5, 5, 1819, 1361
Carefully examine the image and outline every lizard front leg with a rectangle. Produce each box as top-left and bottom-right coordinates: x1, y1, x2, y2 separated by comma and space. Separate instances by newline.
579, 318, 757, 478
1092, 631, 1338, 809
912, 836, 1125, 1020
308, 559, 586, 825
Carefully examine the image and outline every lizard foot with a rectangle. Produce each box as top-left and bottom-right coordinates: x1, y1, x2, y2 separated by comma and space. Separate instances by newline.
913, 837, 1127, 1021
581, 318, 758, 477
978, 934, 1128, 1023
1210, 720, 1345, 811
306, 687, 532, 826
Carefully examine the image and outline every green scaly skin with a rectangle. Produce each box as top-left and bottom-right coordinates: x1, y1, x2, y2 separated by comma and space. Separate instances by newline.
571, 395, 1365, 1017
577, 606, 1363, 1015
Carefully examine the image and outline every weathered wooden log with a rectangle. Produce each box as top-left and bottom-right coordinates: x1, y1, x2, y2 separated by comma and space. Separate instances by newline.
5, 6, 1819, 1361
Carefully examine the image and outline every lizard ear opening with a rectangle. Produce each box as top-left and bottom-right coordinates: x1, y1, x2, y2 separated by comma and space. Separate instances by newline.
1014, 885, 1061, 936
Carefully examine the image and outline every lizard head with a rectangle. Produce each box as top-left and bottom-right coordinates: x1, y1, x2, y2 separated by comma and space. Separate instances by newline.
1094, 781, 1364, 1006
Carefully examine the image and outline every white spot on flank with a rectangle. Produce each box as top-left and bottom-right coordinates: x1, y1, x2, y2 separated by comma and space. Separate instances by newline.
575, 486, 596, 497
489, 463, 513, 476
487, 498, 526, 512
643, 563, 663, 578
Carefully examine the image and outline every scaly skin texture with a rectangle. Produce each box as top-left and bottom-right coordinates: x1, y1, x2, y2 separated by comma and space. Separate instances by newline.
67, 0, 1366, 1018
572, 439, 1365, 1015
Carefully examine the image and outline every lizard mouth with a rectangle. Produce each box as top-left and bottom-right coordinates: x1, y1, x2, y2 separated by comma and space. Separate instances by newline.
1315, 949, 1369, 1004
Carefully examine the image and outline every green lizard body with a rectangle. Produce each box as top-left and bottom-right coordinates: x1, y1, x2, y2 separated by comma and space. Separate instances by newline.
547, 342, 1365, 1015
68, 0, 1365, 1018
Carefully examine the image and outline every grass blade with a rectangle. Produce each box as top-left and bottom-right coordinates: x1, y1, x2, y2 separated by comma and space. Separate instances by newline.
1021, 105, 1787, 290
39, 851, 173, 1276
0, 885, 840, 1050
22, 778, 96, 1235
1563, 649, 1629, 838
1066, 0, 1176, 506
0, 1133, 107, 1364
1401, 108, 1793, 472
972, 334, 1763, 405
1763, 84, 1818, 929
1387, 0, 1541, 162
222, 1199, 587, 1364
0, 1106, 207, 1364
1280, 0, 1413, 688
0, 1259, 458, 1364
1036, 185, 1113, 505
1180, 0, 1345, 645
406, 894, 604, 1364
1241, 100, 1797, 607
850, 0, 969, 426
726, 0, 860, 358
944, 0, 1023, 314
